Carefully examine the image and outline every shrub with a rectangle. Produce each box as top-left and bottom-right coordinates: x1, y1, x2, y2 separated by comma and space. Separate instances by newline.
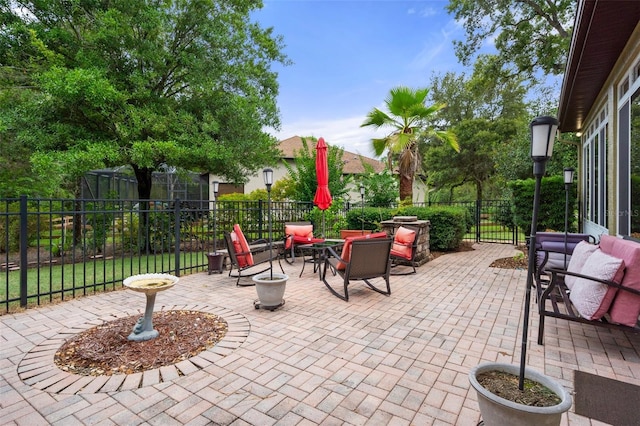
509, 176, 576, 235
345, 207, 393, 230
397, 206, 470, 251
0, 201, 47, 253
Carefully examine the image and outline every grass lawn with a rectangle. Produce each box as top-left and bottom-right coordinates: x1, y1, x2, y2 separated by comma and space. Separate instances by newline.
1, 252, 208, 312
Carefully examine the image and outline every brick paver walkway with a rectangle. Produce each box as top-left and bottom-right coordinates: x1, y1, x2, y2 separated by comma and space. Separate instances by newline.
1, 243, 639, 425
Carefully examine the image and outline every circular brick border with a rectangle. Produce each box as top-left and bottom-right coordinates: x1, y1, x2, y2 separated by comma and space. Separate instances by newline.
17, 305, 249, 394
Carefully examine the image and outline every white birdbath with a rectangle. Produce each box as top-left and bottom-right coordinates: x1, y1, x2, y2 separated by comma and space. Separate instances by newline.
123, 273, 179, 342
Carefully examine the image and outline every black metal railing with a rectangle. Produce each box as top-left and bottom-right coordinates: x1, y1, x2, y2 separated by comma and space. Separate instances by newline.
1, 196, 516, 313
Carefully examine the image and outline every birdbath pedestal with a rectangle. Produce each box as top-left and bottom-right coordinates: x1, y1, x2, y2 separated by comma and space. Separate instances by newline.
123, 273, 179, 342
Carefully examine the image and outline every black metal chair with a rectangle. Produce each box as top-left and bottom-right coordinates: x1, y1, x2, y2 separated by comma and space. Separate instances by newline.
223, 231, 283, 286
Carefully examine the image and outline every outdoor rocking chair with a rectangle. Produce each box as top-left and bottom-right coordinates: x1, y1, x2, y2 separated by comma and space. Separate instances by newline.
321, 236, 392, 301
223, 224, 283, 286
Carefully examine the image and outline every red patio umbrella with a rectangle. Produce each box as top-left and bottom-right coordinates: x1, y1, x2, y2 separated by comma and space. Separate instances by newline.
313, 137, 332, 235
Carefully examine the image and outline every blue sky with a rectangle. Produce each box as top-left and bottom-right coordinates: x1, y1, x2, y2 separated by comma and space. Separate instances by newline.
253, 0, 471, 158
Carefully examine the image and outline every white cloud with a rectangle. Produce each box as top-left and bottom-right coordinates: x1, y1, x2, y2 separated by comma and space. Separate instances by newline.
419, 7, 438, 18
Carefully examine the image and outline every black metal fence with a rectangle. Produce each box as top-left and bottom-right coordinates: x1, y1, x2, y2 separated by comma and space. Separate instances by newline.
1, 196, 516, 313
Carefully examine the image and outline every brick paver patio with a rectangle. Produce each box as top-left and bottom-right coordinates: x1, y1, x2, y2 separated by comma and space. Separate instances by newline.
1, 243, 639, 425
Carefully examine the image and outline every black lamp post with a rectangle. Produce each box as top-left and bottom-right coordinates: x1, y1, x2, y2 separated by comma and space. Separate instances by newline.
519, 115, 558, 390
263, 168, 274, 279
563, 168, 575, 268
212, 180, 219, 253
360, 183, 365, 234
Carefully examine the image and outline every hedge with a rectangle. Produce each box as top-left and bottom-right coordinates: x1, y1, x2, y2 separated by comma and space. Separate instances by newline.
509, 176, 577, 236
346, 205, 470, 251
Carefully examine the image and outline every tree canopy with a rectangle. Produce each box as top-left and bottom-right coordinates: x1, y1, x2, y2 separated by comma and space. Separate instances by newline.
0, 0, 289, 198
446, 0, 576, 80
361, 86, 459, 203
425, 59, 528, 200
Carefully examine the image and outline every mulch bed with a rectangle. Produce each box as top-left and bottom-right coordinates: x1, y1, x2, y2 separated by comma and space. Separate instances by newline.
54, 310, 227, 376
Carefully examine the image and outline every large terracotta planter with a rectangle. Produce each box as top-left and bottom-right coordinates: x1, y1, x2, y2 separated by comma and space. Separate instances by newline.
252, 272, 288, 311
469, 363, 572, 426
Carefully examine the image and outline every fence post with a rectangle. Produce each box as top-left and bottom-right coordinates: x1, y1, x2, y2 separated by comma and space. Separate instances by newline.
475, 200, 481, 243
19, 195, 28, 307
174, 199, 181, 277
258, 200, 264, 240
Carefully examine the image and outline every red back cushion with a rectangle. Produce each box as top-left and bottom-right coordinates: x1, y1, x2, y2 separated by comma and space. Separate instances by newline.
391, 226, 416, 259
336, 232, 388, 270
285, 224, 314, 249
233, 224, 254, 267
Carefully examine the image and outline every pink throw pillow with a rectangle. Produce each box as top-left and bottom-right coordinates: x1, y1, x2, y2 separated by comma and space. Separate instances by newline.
600, 235, 640, 326
569, 249, 625, 320
565, 241, 599, 290
391, 226, 416, 260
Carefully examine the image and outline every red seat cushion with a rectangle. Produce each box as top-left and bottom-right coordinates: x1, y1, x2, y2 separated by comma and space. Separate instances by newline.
391, 226, 416, 260
292, 235, 324, 245
233, 224, 254, 267
336, 232, 388, 270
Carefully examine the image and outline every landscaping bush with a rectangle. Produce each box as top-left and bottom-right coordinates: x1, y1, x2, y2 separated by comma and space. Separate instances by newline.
345, 207, 393, 230
397, 206, 470, 251
509, 176, 576, 235
0, 201, 47, 253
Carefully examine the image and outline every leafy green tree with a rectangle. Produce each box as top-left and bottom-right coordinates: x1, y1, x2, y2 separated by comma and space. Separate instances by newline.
446, 0, 576, 80
359, 164, 397, 208
361, 86, 459, 203
283, 137, 350, 203
425, 119, 520, 201
426, 61, 527, 200
1, 0, 289, 199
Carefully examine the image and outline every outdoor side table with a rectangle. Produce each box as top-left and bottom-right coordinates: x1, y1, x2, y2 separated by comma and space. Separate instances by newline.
206, 252, 225, 274
298, 239, 344, 279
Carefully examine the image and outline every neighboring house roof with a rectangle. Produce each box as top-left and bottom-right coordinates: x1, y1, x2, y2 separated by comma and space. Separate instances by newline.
558, 0, 640, 133
277, 136, 386, 174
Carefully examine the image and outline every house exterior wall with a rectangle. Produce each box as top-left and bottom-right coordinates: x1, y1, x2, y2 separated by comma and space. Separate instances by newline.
579, 24, 640, 238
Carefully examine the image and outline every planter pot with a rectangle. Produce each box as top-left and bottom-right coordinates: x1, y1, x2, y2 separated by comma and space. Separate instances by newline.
205, 252, 225, 274
340, 230, 374, 239
469, 363, 572, 426
252, 272, 288, 311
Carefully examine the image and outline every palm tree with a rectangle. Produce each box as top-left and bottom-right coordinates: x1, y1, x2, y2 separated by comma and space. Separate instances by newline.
361, 86, 459, 202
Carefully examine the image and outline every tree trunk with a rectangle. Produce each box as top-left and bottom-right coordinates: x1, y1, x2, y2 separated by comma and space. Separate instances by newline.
133, 165, 154, 200
132, 165, 154, 252
399, 173, 413, 204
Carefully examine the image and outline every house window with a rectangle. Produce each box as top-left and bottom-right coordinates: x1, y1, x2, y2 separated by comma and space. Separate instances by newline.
583, 111, 608, 228
631, 88, 640, 237
619, 87, 640, 238
620, 77, 630, 99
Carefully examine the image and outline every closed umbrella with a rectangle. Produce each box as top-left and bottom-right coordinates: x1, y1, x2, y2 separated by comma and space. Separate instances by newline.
313, 137, 332, 236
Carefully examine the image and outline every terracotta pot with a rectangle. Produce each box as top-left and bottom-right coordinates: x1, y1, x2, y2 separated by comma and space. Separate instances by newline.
339, 230, 374, 239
